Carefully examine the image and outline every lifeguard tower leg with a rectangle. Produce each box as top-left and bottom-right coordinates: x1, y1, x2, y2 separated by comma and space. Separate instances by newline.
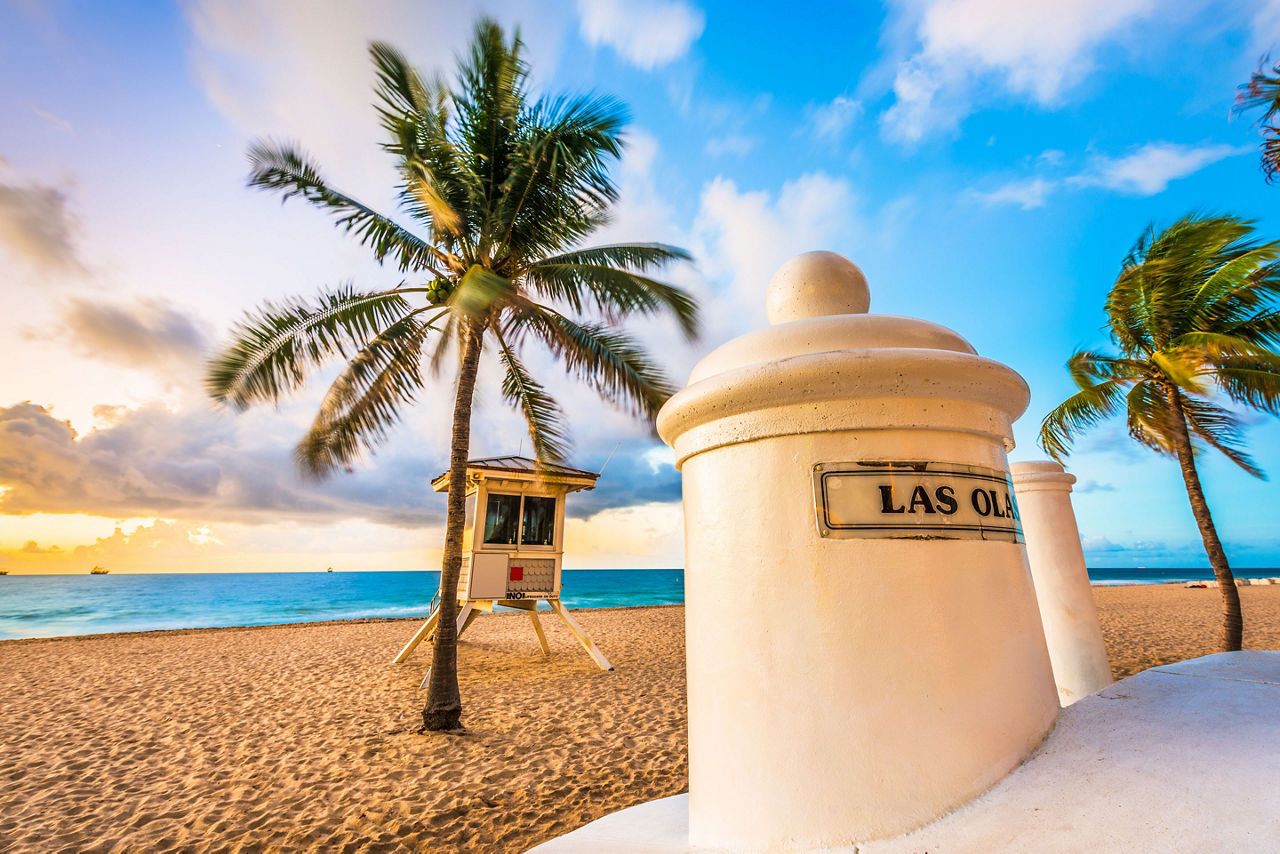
453, 602, 476, 639
392, 603, 442, 664
528, 609, 551, 656
550, 600, 614, 671
456, 602, 482, 639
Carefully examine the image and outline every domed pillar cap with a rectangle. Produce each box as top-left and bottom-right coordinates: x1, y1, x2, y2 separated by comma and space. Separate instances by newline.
766, 251, 870, 324
1011, 460, 1077, 490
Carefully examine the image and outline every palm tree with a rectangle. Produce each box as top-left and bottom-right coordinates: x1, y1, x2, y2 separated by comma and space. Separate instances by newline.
1234, 57, 1280, 182
206, 20, 698, 731
1040, 214, 1280, 652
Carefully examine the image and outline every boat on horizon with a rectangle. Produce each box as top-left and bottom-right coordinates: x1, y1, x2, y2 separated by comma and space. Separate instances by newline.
89, 566, 109, 575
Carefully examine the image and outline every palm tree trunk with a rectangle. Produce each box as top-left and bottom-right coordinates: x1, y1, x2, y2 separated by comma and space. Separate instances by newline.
422, 322, 484, 731
1167, 389, 1243, 652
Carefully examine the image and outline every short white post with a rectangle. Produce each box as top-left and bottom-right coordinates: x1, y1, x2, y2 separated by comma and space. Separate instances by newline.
1011, 460, 1112, 705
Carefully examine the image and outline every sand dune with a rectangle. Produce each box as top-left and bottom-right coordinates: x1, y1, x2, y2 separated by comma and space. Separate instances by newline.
2, 587, 1279, 852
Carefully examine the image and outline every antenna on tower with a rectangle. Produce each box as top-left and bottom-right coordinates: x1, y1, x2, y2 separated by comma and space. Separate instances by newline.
598, 441, 621, 476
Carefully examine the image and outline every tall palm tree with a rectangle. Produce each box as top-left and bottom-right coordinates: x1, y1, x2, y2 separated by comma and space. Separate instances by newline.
1040, 214, 1280, 652
1235, 57, 1280, 182
206, 20, 698, 731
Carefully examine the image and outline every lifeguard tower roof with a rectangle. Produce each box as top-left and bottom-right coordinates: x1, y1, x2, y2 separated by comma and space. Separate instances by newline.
430, 455, 599, 492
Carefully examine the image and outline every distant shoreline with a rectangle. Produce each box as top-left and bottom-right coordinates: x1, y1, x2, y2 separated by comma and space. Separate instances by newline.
0, 603, 683, 646
4, 570, 1278, 642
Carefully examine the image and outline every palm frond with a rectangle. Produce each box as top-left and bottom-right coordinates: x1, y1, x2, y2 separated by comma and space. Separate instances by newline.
454, 18, 527, 248
1214, 359, 1280, 414
1172, 331, 1280, 363
1038, 373, 1131, 462
1260, 127, 1280, 184
1066, 350, 1145, 387
1235, 58, 1280, 124
207, 286, 413, 409
1223, 308, 1280, 349
1186, 242, 1280, 324
492, 328, 570, 463
525, 257, 698, 339
534, 244, 691, 271
1124, 380, 1178, 455
369, 42, 477, 248
296, 311, 432, 477
247, 140, 445, 274
426, 313, 460, 378
370, 41, 435, 129
511, 301, 673, 419
492, 93, 627, 259
1180, 396, 1264, 478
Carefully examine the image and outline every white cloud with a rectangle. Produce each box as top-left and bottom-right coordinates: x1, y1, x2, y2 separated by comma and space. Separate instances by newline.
692, 172, 860, 330
880, 0, 1157, 144
0, 401, 439, 526
0, 171, 85, 272
54, 297, 210, 378
185, 0, 569, 204
968, 141, 1247, 207
969, 176, 1055, 209
1071, 142, 1247, 195
704, 133, 757, 157
576, 0, 704, 70
1082, 534, 1126, 552
1249, 0, 1280, 58
806, 95, 864, 143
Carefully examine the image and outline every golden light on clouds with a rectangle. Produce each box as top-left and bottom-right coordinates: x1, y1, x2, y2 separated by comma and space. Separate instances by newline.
563, 502, 684, 569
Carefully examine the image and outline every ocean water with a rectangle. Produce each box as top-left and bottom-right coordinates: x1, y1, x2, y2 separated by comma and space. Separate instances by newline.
2, 566, 1276, 641
0, 570, 684, 641
1087, 567, 1279, 586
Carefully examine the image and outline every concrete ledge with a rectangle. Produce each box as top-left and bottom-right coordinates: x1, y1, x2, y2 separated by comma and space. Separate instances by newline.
528, 652, 1280, 853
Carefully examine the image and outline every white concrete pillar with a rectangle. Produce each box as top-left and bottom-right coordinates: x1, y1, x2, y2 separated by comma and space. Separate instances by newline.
1011, 461, 1112, 706
657, 252, 1058, 852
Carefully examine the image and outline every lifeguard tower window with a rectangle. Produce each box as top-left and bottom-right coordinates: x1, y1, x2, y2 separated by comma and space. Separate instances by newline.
483, 494, 521, 545
522, 495, 556, 546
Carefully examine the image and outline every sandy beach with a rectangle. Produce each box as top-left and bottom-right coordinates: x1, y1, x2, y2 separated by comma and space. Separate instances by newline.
2, 586, 1279, 853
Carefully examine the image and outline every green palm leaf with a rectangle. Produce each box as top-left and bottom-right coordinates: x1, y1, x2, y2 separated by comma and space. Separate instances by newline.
1214, 360, 1280, 414
207, 286, 414, 409
248, 140, 445, 273
526, 257, 698, 338
493, 328, 570, 464
296, 311, 433, 477
1180, 396, 1263, 477
1039, 375, 1131, 462
512, 302, 673, 418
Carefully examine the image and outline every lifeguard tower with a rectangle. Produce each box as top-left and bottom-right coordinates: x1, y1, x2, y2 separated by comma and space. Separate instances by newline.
393, 455, 613, 672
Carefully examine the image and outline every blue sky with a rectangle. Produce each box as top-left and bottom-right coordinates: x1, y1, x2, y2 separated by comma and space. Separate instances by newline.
1, 0, 1278, 573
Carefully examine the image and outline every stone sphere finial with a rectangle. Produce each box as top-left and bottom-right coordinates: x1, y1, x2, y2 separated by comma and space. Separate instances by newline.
766, 251, 870, 325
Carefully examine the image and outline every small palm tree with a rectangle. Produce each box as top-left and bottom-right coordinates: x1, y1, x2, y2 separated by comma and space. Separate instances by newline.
1234, 57, 1280, 182
206, 20, 698, 730
1040, 214, 1280, 652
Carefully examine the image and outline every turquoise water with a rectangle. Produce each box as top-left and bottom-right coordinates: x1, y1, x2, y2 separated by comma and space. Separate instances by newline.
2, 566, 1276, 641
0, 569, 684, 641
